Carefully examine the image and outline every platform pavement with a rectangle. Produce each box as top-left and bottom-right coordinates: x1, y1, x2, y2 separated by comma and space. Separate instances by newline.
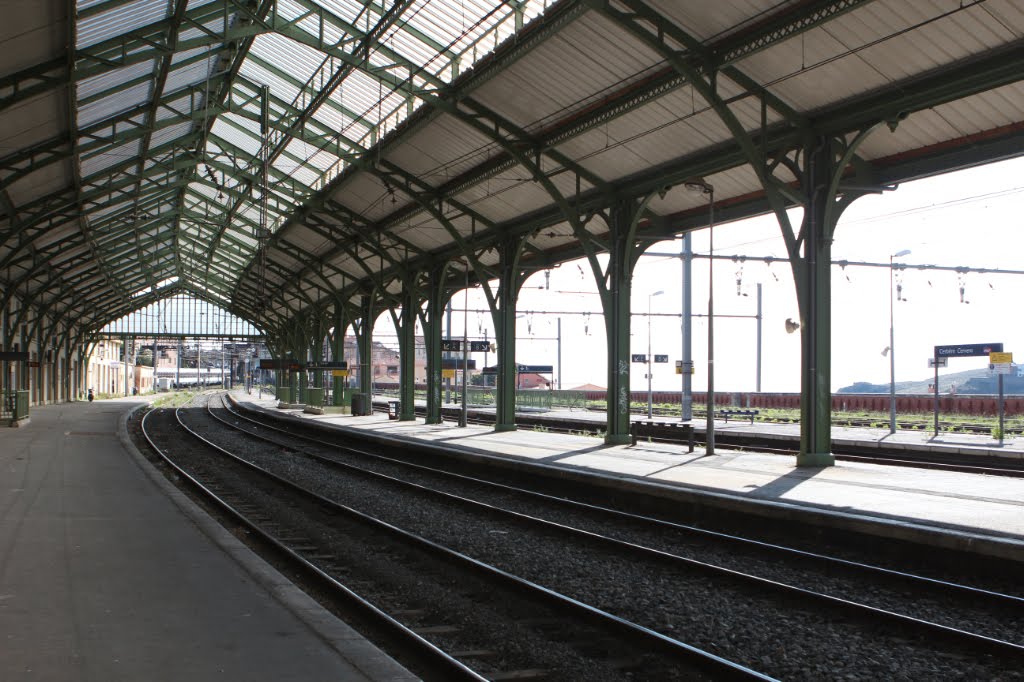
240, 392, 1024, 562
0, 399, 416, 682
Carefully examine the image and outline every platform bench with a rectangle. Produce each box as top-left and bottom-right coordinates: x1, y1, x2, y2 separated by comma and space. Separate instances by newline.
630, 421, 695, 452
717, 409, 759, 424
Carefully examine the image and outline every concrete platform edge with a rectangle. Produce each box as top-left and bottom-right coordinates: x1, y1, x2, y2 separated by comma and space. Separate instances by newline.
116, 402, 416, 681
406, 436, 1024, 564
244, 401, 1024, 565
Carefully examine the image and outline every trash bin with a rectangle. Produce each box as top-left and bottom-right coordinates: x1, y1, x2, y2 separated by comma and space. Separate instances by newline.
351, 393, 369, 416
388, 400, 400, 420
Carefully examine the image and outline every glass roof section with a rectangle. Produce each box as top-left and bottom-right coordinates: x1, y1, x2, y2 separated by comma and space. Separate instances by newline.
100, 294, 263, 337
70, 0, 546, 324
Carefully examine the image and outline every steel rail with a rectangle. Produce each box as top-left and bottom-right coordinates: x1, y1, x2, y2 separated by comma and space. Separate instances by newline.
215, 395, 1024, 660
138, 404, 487, 682
222, 394, 1024, 608
190, 396, 776, 680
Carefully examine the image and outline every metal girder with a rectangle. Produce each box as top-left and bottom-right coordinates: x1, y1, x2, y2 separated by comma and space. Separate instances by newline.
200, 1, 420, 278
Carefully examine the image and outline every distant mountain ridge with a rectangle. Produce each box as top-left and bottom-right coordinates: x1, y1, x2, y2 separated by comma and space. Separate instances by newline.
838, 367, 1024, 395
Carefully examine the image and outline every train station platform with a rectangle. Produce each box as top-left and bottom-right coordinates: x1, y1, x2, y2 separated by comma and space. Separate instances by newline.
0, 399, 415, 681
237, 392, 1024, 564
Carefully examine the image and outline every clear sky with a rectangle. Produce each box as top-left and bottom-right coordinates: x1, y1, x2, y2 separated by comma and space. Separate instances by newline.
385, 155, 1024, 394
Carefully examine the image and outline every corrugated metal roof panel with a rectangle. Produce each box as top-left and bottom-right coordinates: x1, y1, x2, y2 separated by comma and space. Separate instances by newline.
859, 81, 1024, 163
77, 0, 170, 49
383, 112, 499, 181
645, 0, 785, 43
471, 12, 664, 130
3, 2, 65, 75
6, 162, 69, 207
0, 92, 64, 152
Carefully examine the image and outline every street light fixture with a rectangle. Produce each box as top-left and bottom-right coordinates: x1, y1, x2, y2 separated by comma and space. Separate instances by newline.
647, 290, 664, 418
684, 177, 714, 455
889, 248, 911, 434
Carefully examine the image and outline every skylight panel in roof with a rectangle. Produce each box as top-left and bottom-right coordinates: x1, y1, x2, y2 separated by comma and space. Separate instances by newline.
78, 81, 154, 127
210, 115, 263, 158
320, 90, 371, 141
164, 57, 214, 94
239, 59, 301, 107
81, 139, 142, 178
313, 0, 365, 26
282, 163, 321, 189
382, 26, 440, 71
77, 59, 156, 101
149, 121, 195, 151
283, 138, 338, 172
278, 0, 354, 45
249, 32, 325, 84
155, 94, 195, 122
77, 0, 171, 49
337, 68, 393, 126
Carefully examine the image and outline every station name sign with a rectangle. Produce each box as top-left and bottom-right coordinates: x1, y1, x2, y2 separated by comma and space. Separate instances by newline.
441, 339, 494, 352
0, 351, 29, 361
307, 361, 348, 371
934, 343, 1003, 358
258, 359, 304, 370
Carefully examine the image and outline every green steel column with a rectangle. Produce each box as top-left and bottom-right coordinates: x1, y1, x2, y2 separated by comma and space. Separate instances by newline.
797, 138, 836, 467
493, 240, 525, 432
356, 295, 374, 398
123, 334, 129, 397
332, 303, 347, 407
311, 319, 324, 390
397, 288, 417, 421
423, 267, 446, 424
294, 337, 305, 404
36, 324, 44, 404
603, 201, 635, 445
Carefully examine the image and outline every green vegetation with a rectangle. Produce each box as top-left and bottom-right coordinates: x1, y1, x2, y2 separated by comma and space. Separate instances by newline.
151, 391, 198, 408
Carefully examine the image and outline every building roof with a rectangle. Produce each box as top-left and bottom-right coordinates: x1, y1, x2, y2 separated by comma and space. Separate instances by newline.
3, 1, 1023, 338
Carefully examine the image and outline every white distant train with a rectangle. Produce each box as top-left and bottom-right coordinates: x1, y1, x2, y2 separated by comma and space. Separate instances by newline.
155, 368, 228, 389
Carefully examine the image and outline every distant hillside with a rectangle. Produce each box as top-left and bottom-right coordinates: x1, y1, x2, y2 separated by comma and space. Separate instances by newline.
838, 367, 1024, 395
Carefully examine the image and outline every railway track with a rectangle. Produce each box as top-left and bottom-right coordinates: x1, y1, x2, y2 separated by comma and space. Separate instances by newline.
376, 401, 1024, 477
195, 393, 1024, 678
140, 394, 769, 681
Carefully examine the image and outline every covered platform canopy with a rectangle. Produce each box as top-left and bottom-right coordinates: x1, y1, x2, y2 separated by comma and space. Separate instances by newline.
2, 0, 1023, 462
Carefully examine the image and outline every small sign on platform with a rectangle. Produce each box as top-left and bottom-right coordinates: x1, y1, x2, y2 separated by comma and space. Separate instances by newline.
934, 342, 1002, 358
928, 357, 947, 368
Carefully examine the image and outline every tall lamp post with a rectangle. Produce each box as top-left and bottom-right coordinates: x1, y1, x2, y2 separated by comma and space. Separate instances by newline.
647, 290, 664, 418
888, 248, 911, 434
684, 177, 714, 455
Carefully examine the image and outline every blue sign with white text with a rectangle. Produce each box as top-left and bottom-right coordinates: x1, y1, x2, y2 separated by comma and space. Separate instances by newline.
934, 343, 1003, 358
